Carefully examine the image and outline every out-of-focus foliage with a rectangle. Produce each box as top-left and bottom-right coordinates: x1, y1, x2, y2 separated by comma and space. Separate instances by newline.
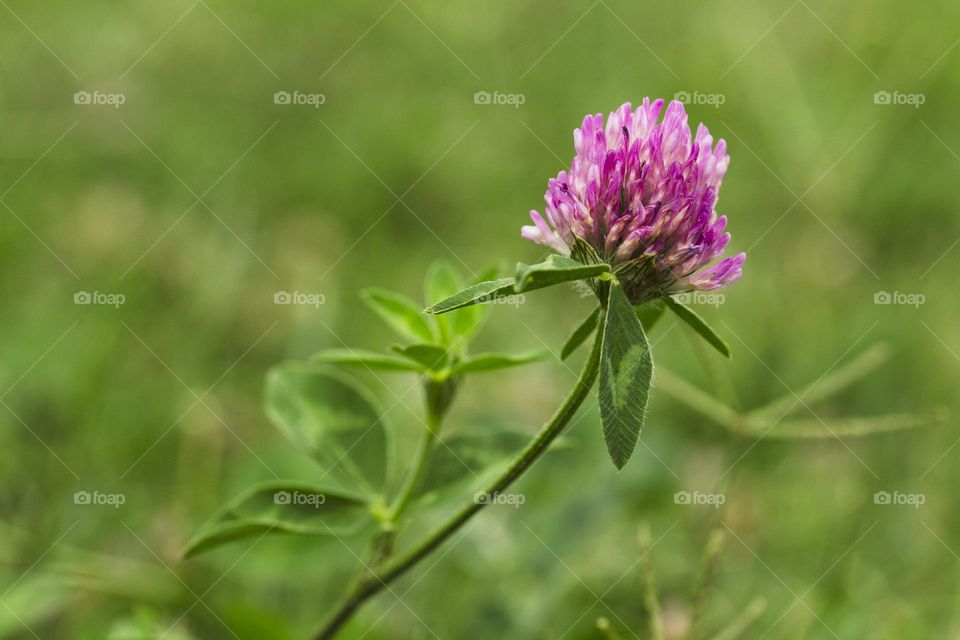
1, 0, 958, 638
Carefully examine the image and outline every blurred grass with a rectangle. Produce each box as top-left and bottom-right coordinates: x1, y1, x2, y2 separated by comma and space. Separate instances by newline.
2, 0, 960, 638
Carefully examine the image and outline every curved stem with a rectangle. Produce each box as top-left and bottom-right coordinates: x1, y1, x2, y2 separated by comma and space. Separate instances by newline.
313, 316, 605, 639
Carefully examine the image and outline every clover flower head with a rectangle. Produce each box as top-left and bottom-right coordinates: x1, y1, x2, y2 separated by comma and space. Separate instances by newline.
521, 99, 745, 302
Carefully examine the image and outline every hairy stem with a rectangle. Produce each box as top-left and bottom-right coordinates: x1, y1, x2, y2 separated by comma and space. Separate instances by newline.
313, 317, 605, 639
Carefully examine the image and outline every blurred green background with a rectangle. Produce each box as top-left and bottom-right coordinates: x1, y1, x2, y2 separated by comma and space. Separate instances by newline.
2, 0, 959, 638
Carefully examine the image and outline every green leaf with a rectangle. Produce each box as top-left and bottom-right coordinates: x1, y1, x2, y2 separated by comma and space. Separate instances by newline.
311, 348, 424, 372
426, 262, 500, 347
416, 425, 568, 501
392, 343, 449, 370
182, 481, 371, 558
599, 282, 654, 470
425, 277, 515, 315
361, 288, 435, 343
451, 267, 500, 344
514, 255, 610, 293
265, 363, 391, 495
664, 296, 730, 358
424, 261, 463, 345
450, 350, 549, 375
636, 299, 667, 332
0, 574, 73, 638
561, 306, 601, 360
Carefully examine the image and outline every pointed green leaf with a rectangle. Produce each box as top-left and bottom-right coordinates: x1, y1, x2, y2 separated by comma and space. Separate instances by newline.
514, 255, 610, 293
665, 296, 730, 358
450, 266, 500, 344
561, 306, 601, 360
265, 363, 390, 495
424, 261, 463, 345
599, 282, 654, 470
425, 278, 515, 315
450, 350, 549, 375
182, 481, 371, 558
311, 348, 424, 372
392, 343, 449, 371
361, 288, 435, 343
426, 263, 499, 346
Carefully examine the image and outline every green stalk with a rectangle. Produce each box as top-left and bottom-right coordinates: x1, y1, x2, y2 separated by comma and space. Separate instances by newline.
313, 316, 605, 639
349, 386, 445, 588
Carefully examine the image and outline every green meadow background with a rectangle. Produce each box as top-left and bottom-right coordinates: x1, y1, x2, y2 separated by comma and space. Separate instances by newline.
2, 1, 959, 638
